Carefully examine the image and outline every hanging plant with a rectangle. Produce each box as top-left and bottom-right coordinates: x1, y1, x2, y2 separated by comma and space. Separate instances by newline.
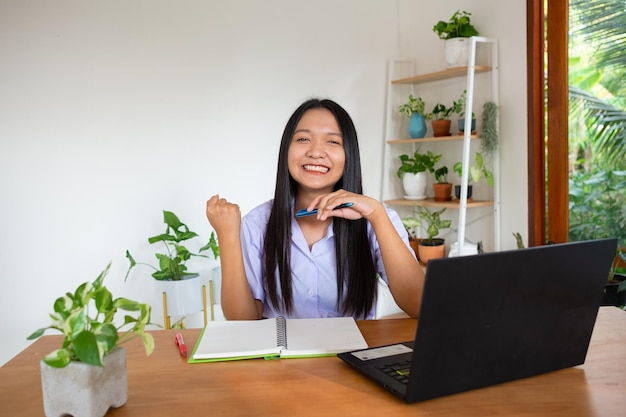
481, 101, 499, 154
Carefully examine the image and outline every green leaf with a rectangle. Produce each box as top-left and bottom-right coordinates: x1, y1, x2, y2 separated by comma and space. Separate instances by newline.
68, 309, 88, 340
27, 328, 47, 340
176, 245, 192, 261
163, 210, 183, 229
93, 262, 111, 289
470, 165, 482, 183
94, 323, 118, 355
199, 231, 220, 259
73, 330, 103, 366
176, 231, 199, 241
114, 297, 141, 312
124, 251, 137, 282
141, 333, 155, 356
74, 281, 94, 307
42, 348, 73, 368
53, 295, 73, 315
94, 286, 114, 315
148, 233, 176, 244
48, 312, 68, 330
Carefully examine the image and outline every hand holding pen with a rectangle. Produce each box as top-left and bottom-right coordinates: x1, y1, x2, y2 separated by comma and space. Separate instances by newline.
297, 190, 381, 221
296, 202, 354, 217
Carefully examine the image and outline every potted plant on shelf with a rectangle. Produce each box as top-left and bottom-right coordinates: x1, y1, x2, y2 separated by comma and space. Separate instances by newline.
396, 150, 442, 200
433, 165, 452, 201
414, 206, 452, 265
125, 210, 219, 328
401, 216, 421, 260
452, 152, 494, 200
27, 262, 154, 417
428, 103, 453, 137
433, 10, 480, 68
398, 94, 429, 138
453, 89, 476, 134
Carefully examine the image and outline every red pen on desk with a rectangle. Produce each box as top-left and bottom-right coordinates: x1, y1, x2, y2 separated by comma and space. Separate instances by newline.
175, 333, 187, 357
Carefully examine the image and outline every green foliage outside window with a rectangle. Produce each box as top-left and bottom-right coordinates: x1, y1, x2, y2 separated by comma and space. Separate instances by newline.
568, 0, 626, 249
568, 170, 626, 248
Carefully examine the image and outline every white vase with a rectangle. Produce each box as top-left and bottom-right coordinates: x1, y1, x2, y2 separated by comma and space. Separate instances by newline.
449, 241, 478, 257
402, 172, 428, 200
40, 347, 127, 417
444, 38, 470, 68
155, 275, 204, 317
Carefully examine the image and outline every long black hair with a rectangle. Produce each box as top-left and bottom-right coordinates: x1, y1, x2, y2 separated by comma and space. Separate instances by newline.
262, 98, 377, 318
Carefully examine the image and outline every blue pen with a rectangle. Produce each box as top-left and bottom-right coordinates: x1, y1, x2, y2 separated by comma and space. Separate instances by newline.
295, 202, 354, 217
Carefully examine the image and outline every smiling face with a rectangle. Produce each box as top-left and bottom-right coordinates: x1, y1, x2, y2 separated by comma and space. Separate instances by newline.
287, 108, 346, 197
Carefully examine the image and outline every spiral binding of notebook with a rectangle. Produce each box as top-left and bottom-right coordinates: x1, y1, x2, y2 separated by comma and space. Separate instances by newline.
276, 316, 287, 348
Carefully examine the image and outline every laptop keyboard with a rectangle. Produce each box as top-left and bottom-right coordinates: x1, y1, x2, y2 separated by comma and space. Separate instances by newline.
376, 361, 411, 385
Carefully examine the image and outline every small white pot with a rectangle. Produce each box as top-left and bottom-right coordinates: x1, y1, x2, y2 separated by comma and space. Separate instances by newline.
444, 38, 470, 68
402, 172, 428, 200
449, 241, 478, 257
40, 347, 127, 417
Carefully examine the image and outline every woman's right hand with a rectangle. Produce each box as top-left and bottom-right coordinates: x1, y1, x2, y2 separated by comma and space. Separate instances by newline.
206, 194, 263, 320
206, 194, 241, 238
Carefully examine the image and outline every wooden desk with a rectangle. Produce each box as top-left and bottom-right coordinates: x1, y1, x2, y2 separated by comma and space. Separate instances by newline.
1, 307, 625, 417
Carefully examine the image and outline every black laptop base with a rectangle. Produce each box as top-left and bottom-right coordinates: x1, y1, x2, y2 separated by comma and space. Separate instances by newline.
339, 239, 617, 403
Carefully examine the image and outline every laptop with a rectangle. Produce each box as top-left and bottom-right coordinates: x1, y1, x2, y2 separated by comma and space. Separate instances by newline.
338, 238, 617, 403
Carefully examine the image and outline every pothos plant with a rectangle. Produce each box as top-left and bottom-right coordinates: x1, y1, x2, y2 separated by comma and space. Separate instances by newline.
125, 210, 219, 282
398, 94, 428, 118
433, 10, 480, 39
434, 166, 449, 184
396, 150, 442, 178
27, 262, 155, 368
429, 103, 454, 120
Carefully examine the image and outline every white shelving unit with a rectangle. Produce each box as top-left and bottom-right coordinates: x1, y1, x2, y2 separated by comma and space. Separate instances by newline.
381, 37, 500, 253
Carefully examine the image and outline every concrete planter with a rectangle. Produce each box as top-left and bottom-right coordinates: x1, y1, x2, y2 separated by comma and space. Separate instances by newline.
444, 38, 469, 68
40, 347, 127, 417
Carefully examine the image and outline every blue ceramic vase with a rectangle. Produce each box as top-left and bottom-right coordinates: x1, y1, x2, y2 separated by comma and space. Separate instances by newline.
408, 113, 427, 138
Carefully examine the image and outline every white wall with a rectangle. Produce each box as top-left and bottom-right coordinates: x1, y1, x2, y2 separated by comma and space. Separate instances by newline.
0, 0, 527, 366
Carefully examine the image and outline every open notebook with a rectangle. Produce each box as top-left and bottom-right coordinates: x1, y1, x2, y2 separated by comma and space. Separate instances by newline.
188, 316, 368, 363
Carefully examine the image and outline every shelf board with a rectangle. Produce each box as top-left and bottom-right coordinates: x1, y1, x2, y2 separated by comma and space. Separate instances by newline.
387, 134, 479, 145
384, 198, 493, 209
391, 66, 492, 85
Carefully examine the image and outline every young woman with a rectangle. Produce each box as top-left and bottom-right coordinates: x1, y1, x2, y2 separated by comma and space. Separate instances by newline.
206, 98, 424, 320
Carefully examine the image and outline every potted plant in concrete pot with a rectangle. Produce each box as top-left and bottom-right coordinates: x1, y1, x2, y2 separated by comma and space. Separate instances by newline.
433, 165, 452, 201
414, 206, 452, 265
397, 150, 442, 200
428, 103, 453, 137
27, 262, 154, 417
433, 10, 480, 68
398, 94, 430, 138
125, 210, 219, 328
452, 152, 494, 200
